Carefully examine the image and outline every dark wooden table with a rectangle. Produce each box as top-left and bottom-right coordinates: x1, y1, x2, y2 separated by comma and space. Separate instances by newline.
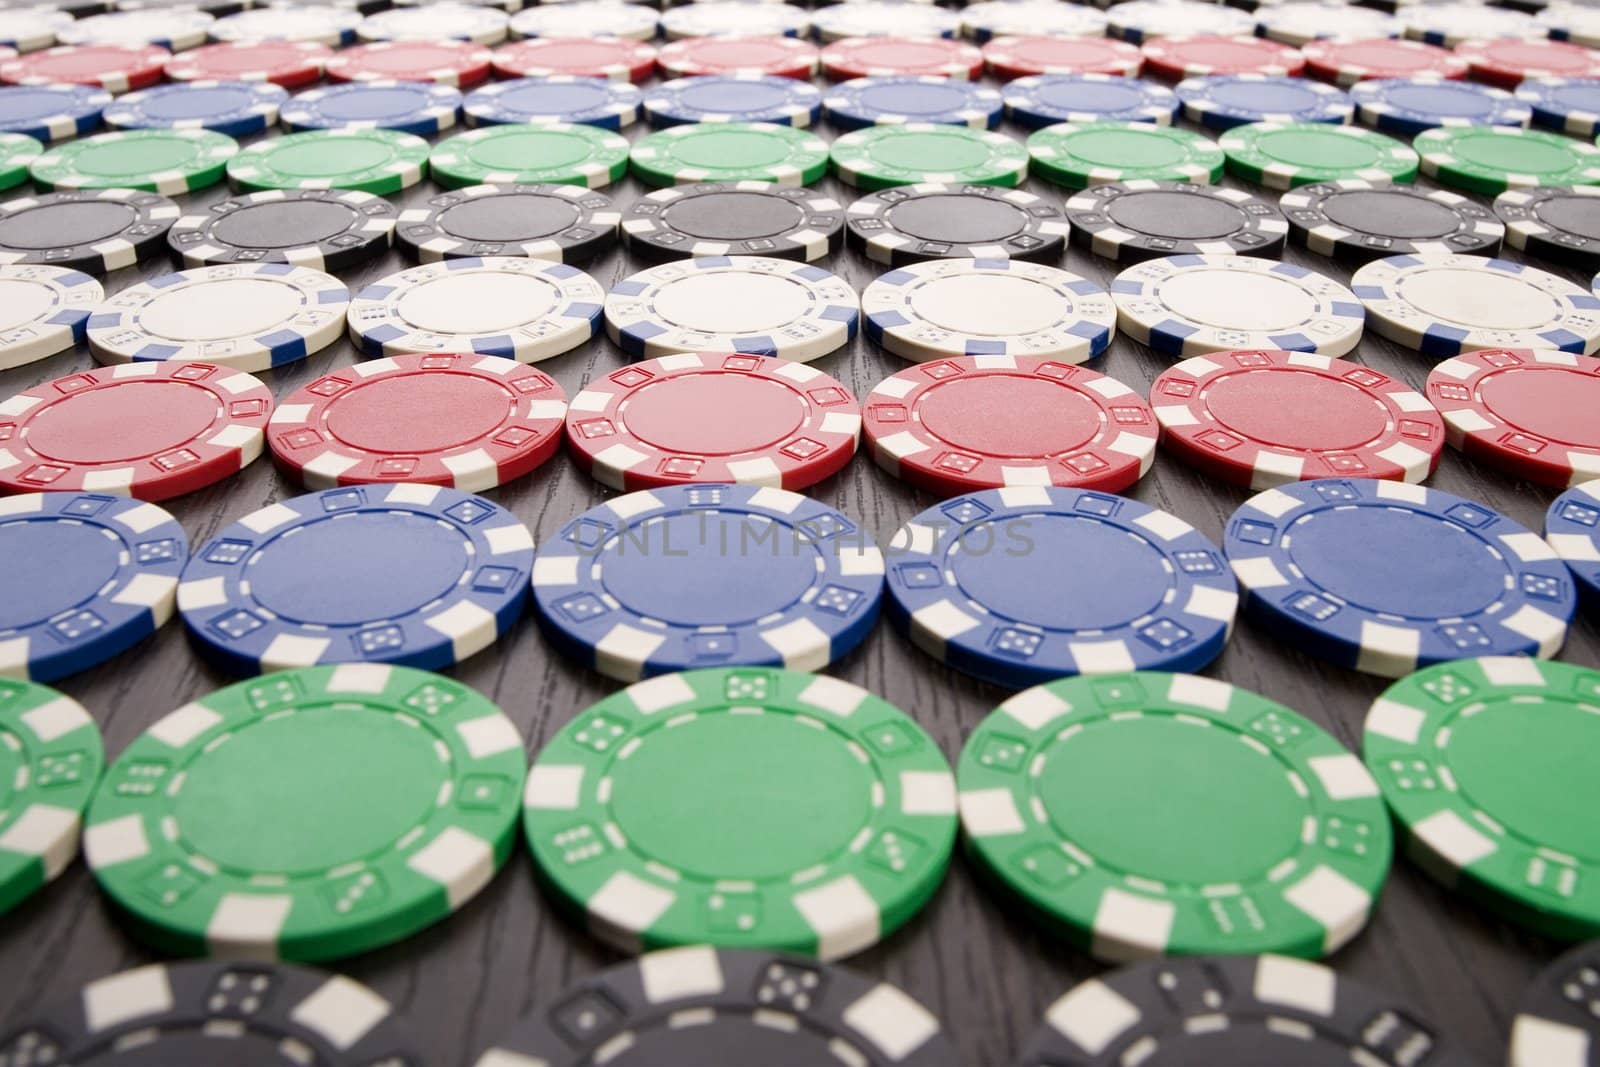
1, 49, 1596, 1067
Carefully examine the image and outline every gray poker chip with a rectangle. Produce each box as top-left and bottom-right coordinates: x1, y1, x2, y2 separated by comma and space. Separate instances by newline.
0, 187, 179, 273
167, 188, 399, 271
395, 182, 620, 264
1494, 185, 1600, 272
845, 183, 1068, 266
1282, 180, 1506, 263
1064, 180, 1287, 263
622, 181, 844, 262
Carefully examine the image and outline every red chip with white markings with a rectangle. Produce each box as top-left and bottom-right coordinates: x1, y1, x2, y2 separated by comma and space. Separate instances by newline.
1454, 36, 1600, 88
1150, 349, 1445, 489
983, 35, 1143, 80
492, 37, 657, 83
325, 40, 494, 87
164, 40, 332, 88
1301, 36, 1467, 85
1142, 35, 1305, 80
0, 43, 170, 92
0, 362, 273, 502
822, 36, 983, 81
659, 36, 819, 80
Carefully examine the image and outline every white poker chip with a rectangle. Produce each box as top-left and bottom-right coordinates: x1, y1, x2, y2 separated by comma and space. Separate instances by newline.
1112, 253, 1365, 357
811, 2, 960, 43
210, 7, 363, 46
959, 0, 1107, 41
1351, 253, 1600, 357
1105, 0, 1254, 43
605, 255, 859, 363
1254, 2, 1399, 46
509, 2, 660, 41
1402, 0, 1540, 46
347, 255, 604, 363
57, 9, 214, 51
0, 263, 102, 370
0, 7, 73, 53
87, 264, 349, 373
358, 3, 510, 45
1541, 1, 1600, 47
661, 1, 810, 40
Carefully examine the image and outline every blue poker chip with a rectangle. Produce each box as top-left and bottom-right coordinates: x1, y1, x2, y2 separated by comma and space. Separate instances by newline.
1547, 480, 1600, 609
464, 76, 640, 131
1351, 77, 1531, 136
1517, 76, 1600, 137
0, 492, 186, 683
823, 76, 1002, 131
103, 81, 287, 138
532, 484, 886, 683
884, 486, 1238, 689
1002, 73, 1178, 129
1176, 74, 1353, 130
177, 483, 535, 677
1227, 478, 1577, 677
0, 84, 110, 142
282, 81, 462, 135
643, 74, 823, 129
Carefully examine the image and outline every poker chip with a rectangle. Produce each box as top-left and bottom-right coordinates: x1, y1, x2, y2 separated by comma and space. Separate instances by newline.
812, 2, 957, 43
0, 130, 38, 190
397, 183, 619, 264
1027, 122, 1225, 189
509, 2, 659, 42
1142, 34, 1306, 80
0, 188, 179, 273
658, 35, 817, 80
0, 6, 71, 51
1002, 73, 1178, 128
31, 127, 235, 194
1427, 348, 1600, 487
1510, 940, 1600, 1067
1221, 121, 1419, 189
229, 128, 429, 195
631, 121, 829, 186
163, 40, 330, 88
1105, 0, 1254, 43
661, 1, 809, 40
1301, 36, 1469, 85
1548, 481, 1600, 606
358, 3, 509, 44
1402, 0, 1539, 46
0, 680, 100, 912
167, 189, 398, 271
0, 44, 171, 93
103, 80, 285, 136
1496, 186, 1600, 270
348, 256, 602, 362
1255, 1, 1401, 46
280, 82, 459, 136
1519, 76, 1600, 136
844, 183, 1068, 266
821, 37, 983, 81
1414, 125, 1600, 195
862, 356, 1156, 495
0, 264, 100, 369
1176, 73, 1353, 129
492, 37, 657, 83
824, 77, 1001, 131
0, 83, 110, 141
622, 182, 843, 262
1065, 181, 1288, 263
0, 492, 183, 681
211, 6, 361, 44
1541, 0, 1600, 46
1114, 254, 1365, 357
960, 0, 1107, 42
1351, 76, 1532, 135
1365, 656, 1598, 935
1229, 480, 1575, 675
533, 490, 886, 682
830, 125, 1028, 190
1282, 182, 1504, 263
270, 353, 567, 490
476, 948, 960, 1065
983, 35, 1143, 79
433, 123, 629, 189
645, 73, 821, 128
58, 8, 213, 51
325, 40, 495, 87
466, 76, 638, 129
89, 264, 348, 372
1458, 37, 1600, 89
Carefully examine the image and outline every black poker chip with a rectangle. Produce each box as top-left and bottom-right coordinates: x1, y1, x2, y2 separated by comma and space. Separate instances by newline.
167, 188, 399, 272
1511, 939, 1600, 1067
396, 182, 620, 264
1064, 180, 1288, 263
475, 946, 960, 1067
621, 182, 845, 263
1494, 186, 1600, 272
0, 188, 178, 274
845, 183, 1068, 267
0, 959, 421, 1066
1279, 181, 1506, 264
1019, 955, 1456, 1067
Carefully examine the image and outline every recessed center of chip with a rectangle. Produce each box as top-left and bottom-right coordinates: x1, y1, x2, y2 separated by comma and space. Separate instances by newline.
650, 272, 810, 332
213, 199, 359, 250
919, 375, 1100, 457
0, 277, 64, 332
261, 137, 396, 179
354, 41, 458, 77
0, 200, 138, 251
1535, 193, 1600, 242
601, 1019, 839, 1065
1322, 190, 1463, 240
856, 81, 966, 118
624, 374, 805, 454
908, 274, 1066, 336
1386, 82, 1495, 120
1479, 367, 1600, 448
950, 514, 1171, 629
138, 277, 305, 340
1158, 270, 1316, 331
439, 195, 580, 242
0, 87, 81, 123
1398, 268, 1561, 330
73, 138, 208, 181
476, 127, 598, 170
661, 190, 804, 241
886, 194, 1025, 244
0, 519, 120, 629
144, 85, 256, 121
1109, 190, 1247, 241
1011, 38, 1113, 66
1451, 130, 1586, 178
26, 381, 218, 463
1256, 128, 1383, 170
608, 712, 871, 881
327, 373, 510, 453
1204, 370, 1388, 450
868, 129, 993, 172
1064, 127, 1194, 169
397, 270, 564, 333
316, 85, 427, 121
668, 129, 797, 169
678, 78, 794, 112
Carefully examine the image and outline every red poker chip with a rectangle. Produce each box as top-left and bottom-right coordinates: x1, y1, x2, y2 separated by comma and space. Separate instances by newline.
165, 40, 332, 88
268, 353, 568, 491
1301, 37, 1467, 85
658, 36, 819, 80
1141, 35, 1305, 81
862, 356, 1157, 496
1425, 348, 1600, 488
821, 37, 983, 81
325, 40, 494, 87
1454, 37, 1600, 88
492, 37, 657, 83
1150, 350, 1445, 489
0, 363, 273, 502
0, 44, 170, 93
982, 35, 1143, 80
565, 353, 861, 492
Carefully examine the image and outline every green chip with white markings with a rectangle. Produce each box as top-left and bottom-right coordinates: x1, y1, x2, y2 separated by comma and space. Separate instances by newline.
0, 132, 42, 192
523, 667, 958, 960
630, 121, 829, 188
829, 123, 1027, 191
31, 128, 236, 194
1027, 120, 1224, 190
432, 123, 629, 190
227, 127, 429, 196
1415, 126, 1600, 195
1220, 120, 1419, 191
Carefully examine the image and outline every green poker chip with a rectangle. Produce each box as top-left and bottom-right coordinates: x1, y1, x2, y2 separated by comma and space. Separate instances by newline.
829, 124, 1027, 191
227, 128, 429, 196
1027, 121, 1224, 190
0, 132, 42, 192
1220, 121, 1419, 191
84, 665, 526, 962
30, 128, 237, 195
1415, 126, 1600, 196
1365, 656, 1600, 940
958, 672, 1392, 961
523, 667, 958, 960
0, 680, 103, 916
432, 123, 629, 190
630, 122, 829, 188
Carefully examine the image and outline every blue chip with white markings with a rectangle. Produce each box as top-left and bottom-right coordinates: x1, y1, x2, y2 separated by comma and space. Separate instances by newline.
104, 81, 287, 137
823, 76, 1002, 131
1547, 479, 1600, 609
533, 483, 884, 683
885, 486, 1238, 688
1177, 74, 1353, 130
1352, 77, 1531, 136
464, 76, 640, 130
1003, 73, 1178, 129
1227, 478, 1576, 676
0, 84, 110, 142
178, 483, 535, 677
643, 74, 822, 128
1517, 76, 1600, 137
282, 80, 462, 136
0, 492, 185, 683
